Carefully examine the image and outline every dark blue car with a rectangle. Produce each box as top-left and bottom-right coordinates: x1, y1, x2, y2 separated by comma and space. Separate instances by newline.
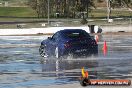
39, 29, 98, 59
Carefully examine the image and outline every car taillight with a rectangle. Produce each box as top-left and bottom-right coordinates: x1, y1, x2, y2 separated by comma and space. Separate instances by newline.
64, 42, 71, 48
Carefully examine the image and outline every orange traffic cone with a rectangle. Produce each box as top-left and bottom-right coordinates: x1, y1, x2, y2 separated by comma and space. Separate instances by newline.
102, 41, 107, 56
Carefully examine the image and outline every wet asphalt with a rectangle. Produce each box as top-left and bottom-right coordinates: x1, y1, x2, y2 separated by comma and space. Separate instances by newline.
0, 34, 132, 88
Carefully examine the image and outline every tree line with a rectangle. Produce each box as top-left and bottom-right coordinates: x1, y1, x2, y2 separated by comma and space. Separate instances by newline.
27, 0, 131, 18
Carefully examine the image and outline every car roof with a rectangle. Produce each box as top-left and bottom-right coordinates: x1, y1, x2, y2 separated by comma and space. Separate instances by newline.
59, 29, 85, 33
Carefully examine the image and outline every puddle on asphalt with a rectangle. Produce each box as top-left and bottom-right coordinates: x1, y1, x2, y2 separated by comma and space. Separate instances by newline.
0, 35, 132, 87
0, 57, 132, 87
41, 58, 98, 78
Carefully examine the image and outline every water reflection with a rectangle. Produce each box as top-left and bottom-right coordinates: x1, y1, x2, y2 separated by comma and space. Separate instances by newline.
41, 58, 98, 79
41, 56, 132, 80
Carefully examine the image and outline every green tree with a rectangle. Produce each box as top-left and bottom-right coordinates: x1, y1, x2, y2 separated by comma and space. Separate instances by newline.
27, 0, 40, 17
27, 0, 97, 18
109, 0, 131, 17
110, 0, 131, 8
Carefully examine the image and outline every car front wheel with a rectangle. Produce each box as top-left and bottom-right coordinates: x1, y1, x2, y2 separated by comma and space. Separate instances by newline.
39, 45, 48, 58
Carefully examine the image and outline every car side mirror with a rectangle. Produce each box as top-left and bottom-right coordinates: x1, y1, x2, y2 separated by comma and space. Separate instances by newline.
48, 37, 52, 40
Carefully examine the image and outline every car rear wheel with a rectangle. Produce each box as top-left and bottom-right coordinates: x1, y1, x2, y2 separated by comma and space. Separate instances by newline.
39, 45, 48, 58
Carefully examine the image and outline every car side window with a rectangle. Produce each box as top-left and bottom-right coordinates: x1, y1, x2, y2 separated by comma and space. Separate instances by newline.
52, 32, 60, 41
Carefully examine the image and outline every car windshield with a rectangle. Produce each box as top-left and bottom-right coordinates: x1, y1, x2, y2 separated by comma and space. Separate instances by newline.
63, 30, 91, 39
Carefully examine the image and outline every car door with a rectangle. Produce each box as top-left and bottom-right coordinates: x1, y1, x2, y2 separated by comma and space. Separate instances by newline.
48, 32, 60, 56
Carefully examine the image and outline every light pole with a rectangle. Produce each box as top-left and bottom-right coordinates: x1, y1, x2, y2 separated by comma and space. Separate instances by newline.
106, 0, 110, 22
48, 0, 50, 26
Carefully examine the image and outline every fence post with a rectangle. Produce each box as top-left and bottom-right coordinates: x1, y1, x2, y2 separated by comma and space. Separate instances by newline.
130, 18, 131, 24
